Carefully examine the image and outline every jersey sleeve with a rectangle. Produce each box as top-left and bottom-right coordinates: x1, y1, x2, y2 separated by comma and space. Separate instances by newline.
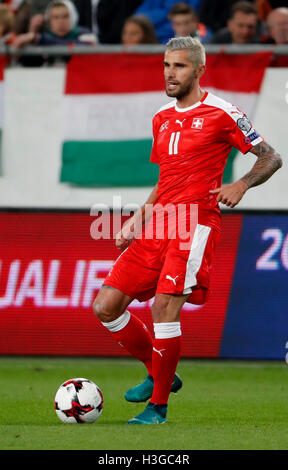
222, 105, 263, 154
150, 113, 161, 164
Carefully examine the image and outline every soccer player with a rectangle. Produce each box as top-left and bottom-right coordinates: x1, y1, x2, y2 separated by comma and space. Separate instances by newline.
93, 36, 282, 424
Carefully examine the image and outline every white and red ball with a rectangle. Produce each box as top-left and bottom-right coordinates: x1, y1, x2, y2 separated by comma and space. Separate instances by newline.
54, 378, 103, 423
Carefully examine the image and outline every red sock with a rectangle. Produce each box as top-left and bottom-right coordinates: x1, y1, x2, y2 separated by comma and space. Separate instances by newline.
150, 322, 182, 405
102, 311, 153, 376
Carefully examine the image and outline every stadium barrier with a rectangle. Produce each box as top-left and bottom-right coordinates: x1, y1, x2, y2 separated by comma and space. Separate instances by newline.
1, 43, 288, 55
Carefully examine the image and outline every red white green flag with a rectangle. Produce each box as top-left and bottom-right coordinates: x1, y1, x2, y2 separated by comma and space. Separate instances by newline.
60, 52, 272, 186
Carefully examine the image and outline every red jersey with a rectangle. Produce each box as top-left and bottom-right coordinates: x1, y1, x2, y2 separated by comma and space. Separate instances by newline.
150, 91, 263, 231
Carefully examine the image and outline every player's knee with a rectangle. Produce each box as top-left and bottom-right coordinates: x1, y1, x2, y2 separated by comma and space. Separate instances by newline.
93, 298, 108, 321
151, 297, 171, 322
151, 295, 182, 322
92, 297, 117, 323
93, 287, 126, 323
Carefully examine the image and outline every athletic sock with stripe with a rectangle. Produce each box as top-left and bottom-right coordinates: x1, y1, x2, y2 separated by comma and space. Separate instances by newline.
102, 310, 153, 375
150, 322, 182, 405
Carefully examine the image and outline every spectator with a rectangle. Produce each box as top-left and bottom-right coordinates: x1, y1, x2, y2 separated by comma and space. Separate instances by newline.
0, 3, 15, 43
121, 14, 158, 45
256, 0, 288, 21
27, 0, 93, 34
262, 7, 288, 43
198, 0, 255, 34
168, 2, 211, 42
134, 0, 202, 44
208, 1, 260, 44
2, 0, 30, 34
96, 0, 143, 44
14, 0, 96, 47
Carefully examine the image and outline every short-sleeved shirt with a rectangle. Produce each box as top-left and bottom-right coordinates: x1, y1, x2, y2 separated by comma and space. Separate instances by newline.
150, 91, 263, 231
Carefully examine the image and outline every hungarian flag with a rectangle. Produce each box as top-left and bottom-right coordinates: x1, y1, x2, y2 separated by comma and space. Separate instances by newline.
60, 52, 272, 187
60, 54, 166, 187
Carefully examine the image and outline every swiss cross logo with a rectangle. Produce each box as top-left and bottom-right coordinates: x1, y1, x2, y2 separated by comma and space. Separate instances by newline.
191, 118, 204, 129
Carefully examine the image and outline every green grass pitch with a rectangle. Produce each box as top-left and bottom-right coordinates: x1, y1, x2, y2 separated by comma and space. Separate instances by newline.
1, 356, 288, 450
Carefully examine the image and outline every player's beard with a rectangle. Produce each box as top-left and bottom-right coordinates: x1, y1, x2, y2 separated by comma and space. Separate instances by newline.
166, 70, 198, 100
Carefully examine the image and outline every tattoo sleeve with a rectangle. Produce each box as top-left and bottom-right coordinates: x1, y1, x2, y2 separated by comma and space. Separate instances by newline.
240, 140, 282, 189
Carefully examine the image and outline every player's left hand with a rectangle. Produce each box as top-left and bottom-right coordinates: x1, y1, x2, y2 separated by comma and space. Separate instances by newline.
209, 180, 248, 208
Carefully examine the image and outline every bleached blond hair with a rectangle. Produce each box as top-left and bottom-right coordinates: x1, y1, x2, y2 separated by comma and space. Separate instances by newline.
166, 36, 206, 69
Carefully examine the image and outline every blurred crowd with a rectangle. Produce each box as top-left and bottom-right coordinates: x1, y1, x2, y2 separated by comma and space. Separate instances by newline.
0, 0, 287, 51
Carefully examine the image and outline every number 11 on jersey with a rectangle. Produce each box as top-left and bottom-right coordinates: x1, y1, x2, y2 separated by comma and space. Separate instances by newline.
169, 131, 180, 155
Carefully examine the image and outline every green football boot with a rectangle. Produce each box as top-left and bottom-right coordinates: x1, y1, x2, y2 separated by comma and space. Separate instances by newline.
127, 402, 167, 424
124, 373, 182, 403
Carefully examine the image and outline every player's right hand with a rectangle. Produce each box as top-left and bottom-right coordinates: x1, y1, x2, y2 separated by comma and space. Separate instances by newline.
115, 218, 136, 251
115, 232, 132, 251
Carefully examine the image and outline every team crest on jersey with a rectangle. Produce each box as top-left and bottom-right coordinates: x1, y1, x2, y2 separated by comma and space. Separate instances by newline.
160, 120, 169, 132
237, 115, 252, 134
191, 118, 204, 129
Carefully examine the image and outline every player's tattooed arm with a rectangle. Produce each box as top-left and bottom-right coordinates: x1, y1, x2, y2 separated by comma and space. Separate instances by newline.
210, 140, 282, 208
240, 140, 282, 189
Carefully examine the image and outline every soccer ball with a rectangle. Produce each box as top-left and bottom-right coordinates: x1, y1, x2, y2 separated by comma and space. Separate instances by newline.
54, 378, 103, 423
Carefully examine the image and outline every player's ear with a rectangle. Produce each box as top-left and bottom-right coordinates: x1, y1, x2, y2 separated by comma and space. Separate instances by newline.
196, 65, 205, 79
